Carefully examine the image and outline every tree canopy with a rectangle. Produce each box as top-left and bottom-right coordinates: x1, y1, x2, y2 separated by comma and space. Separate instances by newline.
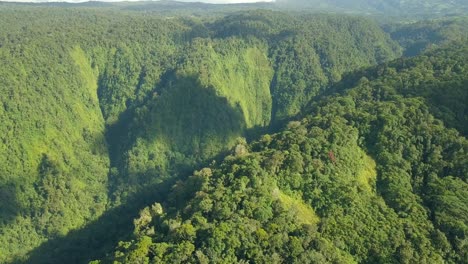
0, 4, 466, 264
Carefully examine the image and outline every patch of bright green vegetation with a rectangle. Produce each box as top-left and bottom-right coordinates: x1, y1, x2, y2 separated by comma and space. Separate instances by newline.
70, 46, 99, 103
181, 39, 274, 128
274, 188, 320, 226
356, 152, 377, 191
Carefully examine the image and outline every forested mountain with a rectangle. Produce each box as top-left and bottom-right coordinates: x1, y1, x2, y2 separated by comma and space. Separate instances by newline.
2, 0, 467, 17
384, 17, 468, 56
0, 3, 466, 264
95, 42, 468, 264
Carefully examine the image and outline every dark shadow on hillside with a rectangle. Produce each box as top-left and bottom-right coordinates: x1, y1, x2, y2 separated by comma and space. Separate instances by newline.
146, 74, 246, 158
16, 121, 280, 264
104, 72, 249, 194
14, 72, 258, 263
12, 176, 177, 264
0, 181, 21, 226
15, 124, 273, 264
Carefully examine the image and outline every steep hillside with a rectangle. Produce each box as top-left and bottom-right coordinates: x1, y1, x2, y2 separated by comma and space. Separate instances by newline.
0, 35, 109, 260
210, 11, 401, 120
97, 43, 468, 264
0, 9, 190, 262
0, 8, 403, 263
97, 11, 402, 201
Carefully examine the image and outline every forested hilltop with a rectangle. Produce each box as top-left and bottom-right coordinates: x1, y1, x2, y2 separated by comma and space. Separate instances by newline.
0, 4, 466, 264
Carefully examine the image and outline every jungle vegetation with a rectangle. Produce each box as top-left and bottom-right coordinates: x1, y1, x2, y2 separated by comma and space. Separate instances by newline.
0, 3, 466, 263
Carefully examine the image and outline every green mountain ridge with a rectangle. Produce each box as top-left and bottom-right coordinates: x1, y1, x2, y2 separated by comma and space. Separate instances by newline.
96, 42, 468, 264
1, 0, 467, 17
384, 16, 468, 57
0, 6, 466, 264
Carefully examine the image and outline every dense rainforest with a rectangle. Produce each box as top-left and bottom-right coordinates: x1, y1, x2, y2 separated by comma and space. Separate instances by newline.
94, 40, 468, 264
0, 2, 466, 264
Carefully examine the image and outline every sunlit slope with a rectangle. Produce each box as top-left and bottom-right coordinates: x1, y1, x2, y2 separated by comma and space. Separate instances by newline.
0, 43, 109, 261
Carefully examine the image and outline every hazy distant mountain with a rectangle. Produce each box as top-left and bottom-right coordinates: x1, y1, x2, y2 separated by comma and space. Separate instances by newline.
0, 0, 274, 2
275, 0, 468, 15
2, 0, 466, 16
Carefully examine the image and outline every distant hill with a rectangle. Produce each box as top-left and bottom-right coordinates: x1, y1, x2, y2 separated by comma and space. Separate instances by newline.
276, 0, 468, 16
1, 0, 467, 16
384, 17, 468, 56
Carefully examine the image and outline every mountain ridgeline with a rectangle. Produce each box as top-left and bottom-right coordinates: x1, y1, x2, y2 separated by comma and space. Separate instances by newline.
276, 0, 468, 16
0, 5, 466, 264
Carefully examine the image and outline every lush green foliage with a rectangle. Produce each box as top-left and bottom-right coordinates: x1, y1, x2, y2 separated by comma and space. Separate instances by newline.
0, 4, 466, 264
335, 41, 468, 136
98, 43, 468, 264
0, 32, 109, 260
384, 17, 468, 56
0, 7, 402, 262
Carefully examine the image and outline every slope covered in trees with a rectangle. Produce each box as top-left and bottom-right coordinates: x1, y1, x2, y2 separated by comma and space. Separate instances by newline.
0, 7, 404, 262
0, 32, 110, 261
96, 43, 468, 264
384, 16, 468, 56
0, 4, 466, 264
